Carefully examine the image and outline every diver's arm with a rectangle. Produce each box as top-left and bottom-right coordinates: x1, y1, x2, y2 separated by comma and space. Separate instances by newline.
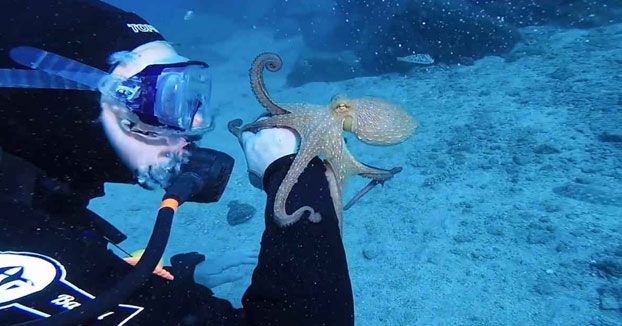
241, 154, 355, 326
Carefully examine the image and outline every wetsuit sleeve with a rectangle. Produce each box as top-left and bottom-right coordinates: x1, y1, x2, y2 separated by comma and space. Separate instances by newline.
241, 155, 355, 326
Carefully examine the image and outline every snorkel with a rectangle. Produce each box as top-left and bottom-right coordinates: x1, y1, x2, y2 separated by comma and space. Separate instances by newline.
0, 42, 234, 325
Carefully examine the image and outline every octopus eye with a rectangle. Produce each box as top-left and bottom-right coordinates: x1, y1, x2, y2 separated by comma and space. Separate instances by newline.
334, 102, 350, 113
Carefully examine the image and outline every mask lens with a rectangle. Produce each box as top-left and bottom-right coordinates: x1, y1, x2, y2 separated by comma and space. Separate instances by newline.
152, 65, 212, 132
182, 67, 213, 132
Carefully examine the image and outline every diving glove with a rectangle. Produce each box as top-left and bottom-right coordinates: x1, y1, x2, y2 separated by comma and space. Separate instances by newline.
229, 116, 299, 190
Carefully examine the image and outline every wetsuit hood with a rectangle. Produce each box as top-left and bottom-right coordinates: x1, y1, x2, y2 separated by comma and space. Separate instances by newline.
0, 0, 166, 198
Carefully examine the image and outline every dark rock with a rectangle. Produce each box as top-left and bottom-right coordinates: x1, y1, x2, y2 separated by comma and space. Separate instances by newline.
453, 232, 476, 243
504, 42, 546, 62
598, 133, 622, 143
597, 286, 621, 311
591, 259, 622, 279
533, 144, 561, 154
548, 67, 575, 80
543, 203, 562, 213
574, 177, 593, 184
555, 241, 571, 253
580, 166, 604, 174
323, 0, 521, 77
362, 244, 384, 260
527, 221, 555, 245
476, 0, 622, 28
527, 229, 555, 245
513, 155, 531, 166
532, 278, 555, 296
486, 225, 504, 236
226, 200, 256, 225
553, 184, 622, 207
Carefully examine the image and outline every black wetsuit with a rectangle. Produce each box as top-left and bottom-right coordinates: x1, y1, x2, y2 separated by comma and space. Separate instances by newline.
0, 1, 354, 325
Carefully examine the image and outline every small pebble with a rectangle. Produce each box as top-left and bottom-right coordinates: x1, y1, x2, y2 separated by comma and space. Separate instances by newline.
362, 247, 382, 260
533, 144, 561, 154
226, 200, 256, 225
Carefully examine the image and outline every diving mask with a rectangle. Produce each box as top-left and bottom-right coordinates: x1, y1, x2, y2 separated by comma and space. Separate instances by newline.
0, 46, 214, 135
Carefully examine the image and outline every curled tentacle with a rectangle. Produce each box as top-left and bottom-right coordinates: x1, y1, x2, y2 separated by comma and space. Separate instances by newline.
227, 119, 244, 139
250, 53, 289, 115
273, 137, 322, 226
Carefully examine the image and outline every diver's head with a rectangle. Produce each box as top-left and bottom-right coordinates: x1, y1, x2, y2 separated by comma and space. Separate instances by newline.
0, 4, 225, 200
0, 41, 215, 191
98, 40, 214, 189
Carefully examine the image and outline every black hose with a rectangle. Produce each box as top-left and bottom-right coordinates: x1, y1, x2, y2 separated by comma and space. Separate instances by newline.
15, 172, 203, 326
11, 145, 233, 326
16, 206, 175, 326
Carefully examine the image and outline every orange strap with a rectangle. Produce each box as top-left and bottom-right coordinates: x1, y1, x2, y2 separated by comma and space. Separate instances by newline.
160, 198, 179, 212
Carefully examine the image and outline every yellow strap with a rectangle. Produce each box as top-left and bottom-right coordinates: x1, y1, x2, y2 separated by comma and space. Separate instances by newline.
160, 198, 179, 212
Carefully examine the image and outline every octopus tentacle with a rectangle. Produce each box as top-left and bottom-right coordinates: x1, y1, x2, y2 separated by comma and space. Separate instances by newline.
337, 147, 401, 181
329, 148, 401, 210
323, 162, 344, 234
273, 134, 323, 226
239, 112, 314, 134
227, 119, 244, 139
250, 53, 289, 115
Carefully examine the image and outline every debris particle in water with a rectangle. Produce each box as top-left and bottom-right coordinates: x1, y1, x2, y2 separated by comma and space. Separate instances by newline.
184, 10, 195, 21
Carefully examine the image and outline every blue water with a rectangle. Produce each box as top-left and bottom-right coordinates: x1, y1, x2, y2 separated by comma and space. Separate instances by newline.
92, 1, 622, 325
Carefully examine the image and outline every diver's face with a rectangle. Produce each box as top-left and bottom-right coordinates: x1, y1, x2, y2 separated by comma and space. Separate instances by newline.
100, 101, 189, 189
100, 41, 193, 189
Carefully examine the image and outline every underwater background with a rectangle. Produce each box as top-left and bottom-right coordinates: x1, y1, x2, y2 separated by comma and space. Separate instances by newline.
91, 1, 622, 325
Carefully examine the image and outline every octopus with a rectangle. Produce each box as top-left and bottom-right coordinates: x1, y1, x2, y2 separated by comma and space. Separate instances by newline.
228, 53, 417, 228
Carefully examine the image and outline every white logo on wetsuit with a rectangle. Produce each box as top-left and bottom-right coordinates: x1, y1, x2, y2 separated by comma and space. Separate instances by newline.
126, 23, 159, 33
0, 253, 57, 304
0, 252, 143, 325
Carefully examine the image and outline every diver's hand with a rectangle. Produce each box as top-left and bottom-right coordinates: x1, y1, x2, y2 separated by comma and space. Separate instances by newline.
241, 123, 298, 189
193, 249, 258, 288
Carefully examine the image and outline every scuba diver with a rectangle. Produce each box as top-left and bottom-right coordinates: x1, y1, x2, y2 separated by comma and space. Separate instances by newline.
0, 0, 354, 325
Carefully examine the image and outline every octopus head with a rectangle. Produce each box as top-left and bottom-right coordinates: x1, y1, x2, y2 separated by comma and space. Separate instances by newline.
336, 96, 418, 145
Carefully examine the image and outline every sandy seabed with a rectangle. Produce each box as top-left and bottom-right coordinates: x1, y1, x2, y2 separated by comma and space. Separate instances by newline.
91, 20, 622, 326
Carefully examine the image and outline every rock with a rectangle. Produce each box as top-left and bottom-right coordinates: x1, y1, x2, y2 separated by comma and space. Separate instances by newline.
574, 177, 593, 184
598, 132, 622, 143
599, 293, 620, 311
477, 0, 622, 28
591, 259, 622, 279
553, 184, 622, 207
533, 144, 561, 154
527, 229, 555, 245
331, 0, 520, 76
526, 222, 555, 245
453, 232, 476, 244
548, 67, 575, 80
532, 278, 554, 296
486, 225, 504, 236
598, 286, 621, 311
555, 241, 571, 253
226, 201, 256, 226
504, 42, 546, 62
580, 165, 604, 174
362, 244, 384, 260
513, 155, 531, 166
